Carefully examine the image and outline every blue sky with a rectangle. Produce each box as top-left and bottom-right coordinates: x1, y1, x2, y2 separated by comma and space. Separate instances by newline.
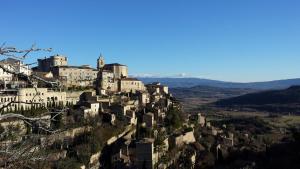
1, 0, 300, 82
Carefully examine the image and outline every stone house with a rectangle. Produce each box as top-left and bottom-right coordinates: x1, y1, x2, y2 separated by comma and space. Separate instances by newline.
136, 138, 158, 169
143, 112, 155, 128
169, 130, 196, 149
146, 82, 169, 95
79, 102, 100, 119
119, 78, 145, 93
0, 88, 66, 112
0, 58, 32, 89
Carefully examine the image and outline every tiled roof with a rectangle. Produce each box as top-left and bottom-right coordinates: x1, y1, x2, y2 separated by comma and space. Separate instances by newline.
53, 65, 97, 71
121, 78, 140, 81
104, 63, 126, 66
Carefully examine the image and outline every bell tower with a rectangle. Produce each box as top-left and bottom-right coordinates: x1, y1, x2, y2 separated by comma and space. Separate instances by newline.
97, 53, 105, 70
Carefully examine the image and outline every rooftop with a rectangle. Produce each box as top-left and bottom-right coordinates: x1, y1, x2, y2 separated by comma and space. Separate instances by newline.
38, 54, 67, 60
53, 65, 97, 70
138, 138, 154, 144
104, 63, 126, 66
121, 78, 140, 81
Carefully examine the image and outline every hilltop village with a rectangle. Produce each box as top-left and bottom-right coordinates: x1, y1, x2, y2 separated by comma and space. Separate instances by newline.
0, 54, 253, 169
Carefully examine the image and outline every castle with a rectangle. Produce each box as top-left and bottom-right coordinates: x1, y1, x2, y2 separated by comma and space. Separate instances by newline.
96, 55, 145, 93
31, 54, 146, 93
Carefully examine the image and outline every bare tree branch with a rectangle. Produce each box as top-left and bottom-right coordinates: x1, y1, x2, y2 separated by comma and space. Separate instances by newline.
0, 44, 66, 168
0, 44, 52, 60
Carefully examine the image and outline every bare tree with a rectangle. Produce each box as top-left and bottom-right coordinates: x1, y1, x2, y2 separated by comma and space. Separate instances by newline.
0, 43, 52, 59
0, 44, 65, 168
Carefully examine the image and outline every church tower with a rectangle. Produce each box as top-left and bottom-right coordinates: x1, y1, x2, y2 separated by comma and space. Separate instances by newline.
97, 54, 105, 70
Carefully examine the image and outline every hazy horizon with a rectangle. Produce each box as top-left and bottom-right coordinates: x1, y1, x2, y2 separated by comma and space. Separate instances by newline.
129, 74, 300, 83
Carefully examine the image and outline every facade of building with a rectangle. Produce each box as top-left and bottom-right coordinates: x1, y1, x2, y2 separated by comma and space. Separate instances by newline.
97, 70, 117, 91
3, 58, 32, 76
97, 56, 145, 93
119, 78, 145, 93
136, 138, 157, 169
35, 55, 98, 88
146, 82, 169, 95
0, 58, 32, 89
34, 54, 145, 91
103, 63, 128, 79
51, 65, 98, 88
169, 131, 196, 149
143, 112, 155, 128
37, 55, 68, 72
0, 62, 14, 82
0, 88, 66, 112
80, 102, 100, 119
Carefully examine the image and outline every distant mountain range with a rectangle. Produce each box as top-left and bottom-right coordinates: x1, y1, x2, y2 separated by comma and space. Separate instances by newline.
138, 77, 300, 90
170, 85, 258, 101
170, 85, 258, 111
215, 86, 300, 114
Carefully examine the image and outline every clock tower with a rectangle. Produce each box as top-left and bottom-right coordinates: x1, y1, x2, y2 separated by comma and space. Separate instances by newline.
97, 54, 105, 70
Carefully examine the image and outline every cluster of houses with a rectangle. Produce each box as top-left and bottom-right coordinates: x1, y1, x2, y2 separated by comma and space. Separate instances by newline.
0, 54, 239, 169
0, 54, 146, 112
0, 54, 184, 169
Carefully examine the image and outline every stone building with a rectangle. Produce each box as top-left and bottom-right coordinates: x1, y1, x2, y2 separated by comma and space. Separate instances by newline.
32, 71, 54, 79
0, 62, 14, 82
0, 58, 32, 88
169, 130, 196, 149
197, 113, 206, 127
3, 58, 32, 76
34, 54, 145, 91
125, 110, 137, 125
97, 70, 117, 91
119, 78, 145, 93
103, 63, 128, 79
51, 65, 98, 88
37, 55, 68, 72
96, 56, 145, 93
35, 55, 97, 88
146, 82, 169, 95
143, 112, 155, 128
0, 88, 66, 112
79, 102, 100, 119
138, 91, 150, 106
136, 138, 157, 169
